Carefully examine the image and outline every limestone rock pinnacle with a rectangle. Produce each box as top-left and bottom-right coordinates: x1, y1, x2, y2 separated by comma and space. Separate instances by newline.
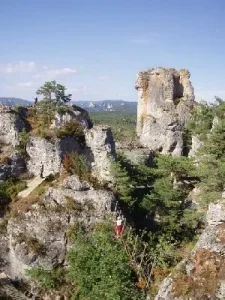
135, 67, 195, 155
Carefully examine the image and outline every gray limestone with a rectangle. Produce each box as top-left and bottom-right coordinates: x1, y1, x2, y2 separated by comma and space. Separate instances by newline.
135, 67, 195, 155
4, 175, 115, 279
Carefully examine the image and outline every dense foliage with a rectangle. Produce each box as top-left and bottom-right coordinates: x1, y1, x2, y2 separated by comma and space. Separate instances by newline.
186, 98, 225, 205
68, 222, 142, 300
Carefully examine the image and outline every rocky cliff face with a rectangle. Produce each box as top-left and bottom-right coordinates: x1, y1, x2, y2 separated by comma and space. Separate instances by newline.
135, 68, 195, 155
25, 126, 116, 181
1, 176, 115, 279
155, 201, 225, 300
0, 106, 28, 146
0, 102, 117, 298
26, 136, 81, 177
51, 107, 92, 130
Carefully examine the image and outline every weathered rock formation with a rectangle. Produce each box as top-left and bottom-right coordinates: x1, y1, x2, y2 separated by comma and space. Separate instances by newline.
135, 67, 195, 155
1, 175, 115, 279
51, 105, 92, 130
155, 200, 225, 300
26, 126, 116, 182
26, 136, 80, 177
0, 106, 28, 146
85, 126, 116, 182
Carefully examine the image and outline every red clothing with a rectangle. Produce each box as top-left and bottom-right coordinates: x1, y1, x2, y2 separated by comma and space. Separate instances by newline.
116, 224, 123, 236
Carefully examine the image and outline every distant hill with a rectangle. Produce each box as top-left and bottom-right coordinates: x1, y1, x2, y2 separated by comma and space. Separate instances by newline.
72, 100, 137, 113
0, 98, 137, 113
0, 97, 31, 106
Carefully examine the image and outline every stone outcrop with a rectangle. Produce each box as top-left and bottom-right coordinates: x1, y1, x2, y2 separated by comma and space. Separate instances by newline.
26, 126, 116, 182
26, 136, 80, 177
51, 105, 92, 130
0, 107, 28, 146
2, 175, 115, 279
85, 126, 116, 182
155, 200, 225, 300
0, 103, 115, 182
189, 135, 204, 157
135, 67, 195, 155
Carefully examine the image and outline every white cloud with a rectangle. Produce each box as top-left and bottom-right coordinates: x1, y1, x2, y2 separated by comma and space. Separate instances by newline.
40, 66, 77, 77
2, 61, 36, 73
0, 61, 77, 80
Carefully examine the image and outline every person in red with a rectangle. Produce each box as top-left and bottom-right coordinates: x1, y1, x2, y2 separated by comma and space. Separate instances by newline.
116, 215, 123, 238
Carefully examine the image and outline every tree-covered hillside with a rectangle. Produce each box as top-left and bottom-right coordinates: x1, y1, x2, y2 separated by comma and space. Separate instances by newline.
90, 111, 136, 142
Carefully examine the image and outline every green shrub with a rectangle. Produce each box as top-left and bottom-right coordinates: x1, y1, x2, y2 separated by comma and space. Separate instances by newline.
26, 267, 65, 290
63, 152, 101, 188
68, 222, 142, 300
56, 120, 85, 147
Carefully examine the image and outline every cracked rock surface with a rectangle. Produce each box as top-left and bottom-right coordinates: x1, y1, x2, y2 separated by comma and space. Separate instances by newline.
2, 175, 115, 279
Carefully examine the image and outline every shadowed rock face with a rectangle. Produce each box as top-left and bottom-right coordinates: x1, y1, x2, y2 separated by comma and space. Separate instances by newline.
135, 67, 195, 155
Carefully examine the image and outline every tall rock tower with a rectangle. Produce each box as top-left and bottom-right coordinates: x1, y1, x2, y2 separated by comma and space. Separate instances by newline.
135, 67, 195, 155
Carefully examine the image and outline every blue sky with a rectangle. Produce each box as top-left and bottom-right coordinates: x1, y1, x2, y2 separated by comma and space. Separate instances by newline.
0, 0, 224, 102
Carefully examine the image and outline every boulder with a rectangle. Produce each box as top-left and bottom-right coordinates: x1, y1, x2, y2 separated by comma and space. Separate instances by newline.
135, 67, 195, 155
